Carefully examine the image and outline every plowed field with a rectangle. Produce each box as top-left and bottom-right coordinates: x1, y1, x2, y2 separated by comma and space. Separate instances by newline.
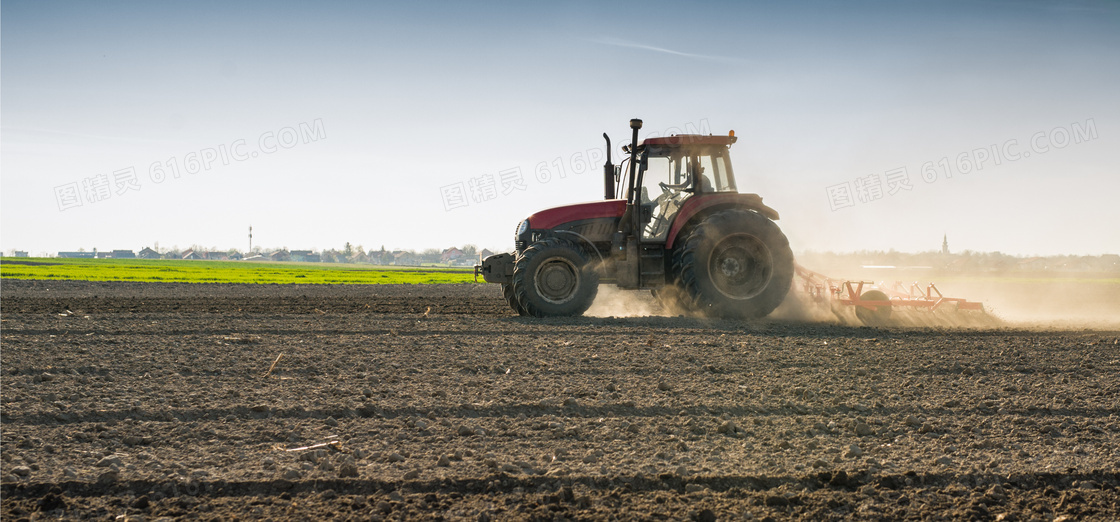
2, 280, 1118, 520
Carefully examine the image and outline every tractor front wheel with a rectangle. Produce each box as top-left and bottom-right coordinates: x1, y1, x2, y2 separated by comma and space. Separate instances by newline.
512, 238, 599, 317
502, 282, 529, 316
676, 209, 794, 319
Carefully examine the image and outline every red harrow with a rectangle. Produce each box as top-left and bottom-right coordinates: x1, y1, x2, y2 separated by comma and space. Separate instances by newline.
794, 264, 993, 327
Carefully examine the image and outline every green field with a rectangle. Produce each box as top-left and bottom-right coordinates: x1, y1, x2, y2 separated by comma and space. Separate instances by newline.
0, 257, 477, 284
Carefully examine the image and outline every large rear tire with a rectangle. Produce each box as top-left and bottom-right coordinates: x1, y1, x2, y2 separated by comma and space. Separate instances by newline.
512, 238, 599, 317
676, 209, 794, 319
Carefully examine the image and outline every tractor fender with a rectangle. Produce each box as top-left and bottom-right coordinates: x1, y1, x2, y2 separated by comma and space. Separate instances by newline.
665, 193, 780, 249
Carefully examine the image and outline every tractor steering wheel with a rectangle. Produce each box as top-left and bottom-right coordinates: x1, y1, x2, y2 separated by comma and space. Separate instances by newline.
659, 170, 692, 193
646, 181, 686, 240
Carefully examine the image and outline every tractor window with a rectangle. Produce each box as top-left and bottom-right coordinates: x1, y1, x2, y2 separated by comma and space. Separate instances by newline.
639, 155, 671, 204
697, 153, 716, 192
639, 152, 693, 241
703, 147, 737, 192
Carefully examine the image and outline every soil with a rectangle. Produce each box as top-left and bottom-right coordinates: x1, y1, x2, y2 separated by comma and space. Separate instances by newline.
2, 279, 1118, 521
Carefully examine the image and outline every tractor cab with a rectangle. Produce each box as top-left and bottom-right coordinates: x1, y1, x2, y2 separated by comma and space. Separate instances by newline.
628, 134, 739, 241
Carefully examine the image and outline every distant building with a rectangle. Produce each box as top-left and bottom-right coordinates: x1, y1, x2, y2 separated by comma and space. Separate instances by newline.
290, 250, 321, 262
367, 250, 388, 265
1057, 258, 1093, 272
1017, 257, 1048, 271
58, 251, 95, 258
13, 251, 29, 257
392, 251, 417, 266
441, 247, 464, 263
182, 249, 205, 260
1100, 254, 1120, 271
268, 250, 291, 262
111, 250, 136, 259
138, 247, 160, 259
941, 234, 949, 255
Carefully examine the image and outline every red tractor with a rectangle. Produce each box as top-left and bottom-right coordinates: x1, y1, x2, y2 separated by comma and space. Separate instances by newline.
476, 118, 794, 318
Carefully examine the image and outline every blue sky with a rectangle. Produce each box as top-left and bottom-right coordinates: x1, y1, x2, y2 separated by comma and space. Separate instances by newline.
3, 0, 1118, 256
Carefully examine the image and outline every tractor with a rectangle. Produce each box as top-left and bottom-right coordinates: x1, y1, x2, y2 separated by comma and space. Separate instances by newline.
475, 118, 794, 319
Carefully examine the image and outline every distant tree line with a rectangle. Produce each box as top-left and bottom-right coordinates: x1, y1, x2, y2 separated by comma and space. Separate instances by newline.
122, 243, 489, 266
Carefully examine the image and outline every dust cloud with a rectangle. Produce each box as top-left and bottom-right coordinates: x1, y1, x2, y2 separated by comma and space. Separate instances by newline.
768, 285, 842, 324
582, 267, 1119, 329
585, 286, 664, 318
787, 258, 1120, 329
943, 278, 1120, 329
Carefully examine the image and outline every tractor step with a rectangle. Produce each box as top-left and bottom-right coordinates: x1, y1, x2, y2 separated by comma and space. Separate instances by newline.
639, 244, 666, 287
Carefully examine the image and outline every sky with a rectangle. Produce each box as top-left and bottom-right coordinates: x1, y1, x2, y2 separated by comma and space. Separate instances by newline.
2, 0, 1118, 257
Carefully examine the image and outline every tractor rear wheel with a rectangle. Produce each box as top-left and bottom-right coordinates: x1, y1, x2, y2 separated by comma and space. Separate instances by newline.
512, 238, 599, 317
502, 282, 529, 316
676, 209, 793, 319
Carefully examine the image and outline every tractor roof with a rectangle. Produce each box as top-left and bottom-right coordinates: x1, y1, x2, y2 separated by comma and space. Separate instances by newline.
641, 134, 737, 147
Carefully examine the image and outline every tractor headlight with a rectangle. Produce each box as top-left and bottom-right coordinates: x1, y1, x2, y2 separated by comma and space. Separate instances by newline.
514, 219, 531, 252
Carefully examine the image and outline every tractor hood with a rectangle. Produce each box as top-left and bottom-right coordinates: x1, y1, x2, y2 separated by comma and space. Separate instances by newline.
527, 199, 626, 230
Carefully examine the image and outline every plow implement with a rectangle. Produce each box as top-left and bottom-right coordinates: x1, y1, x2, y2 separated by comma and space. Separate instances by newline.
794, 264, 997, 327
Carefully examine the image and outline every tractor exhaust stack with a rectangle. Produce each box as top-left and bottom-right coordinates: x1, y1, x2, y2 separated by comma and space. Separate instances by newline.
603, 133, 614, 200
